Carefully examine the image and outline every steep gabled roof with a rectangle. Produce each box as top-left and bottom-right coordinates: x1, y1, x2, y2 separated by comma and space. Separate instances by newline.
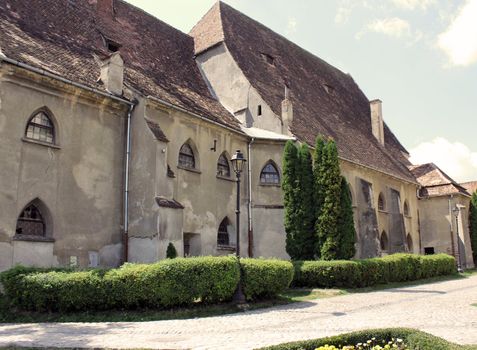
191, 1, 416, 183
409, 163, 470, 197
0, 0, 240, 130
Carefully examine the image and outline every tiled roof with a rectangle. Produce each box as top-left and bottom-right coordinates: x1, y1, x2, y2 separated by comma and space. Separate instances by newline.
190, 2, 416, 183
409, 163, 470, 197
0, 0, 240, 130
461, 181, 477, 195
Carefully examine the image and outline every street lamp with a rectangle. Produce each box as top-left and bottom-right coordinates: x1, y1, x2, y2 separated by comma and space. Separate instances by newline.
230, 149, 247, 304
452, 204, 465, 273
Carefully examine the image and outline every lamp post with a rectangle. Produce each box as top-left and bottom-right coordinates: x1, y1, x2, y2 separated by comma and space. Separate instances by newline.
230, 149, 247, 304
452, 204, 465, 273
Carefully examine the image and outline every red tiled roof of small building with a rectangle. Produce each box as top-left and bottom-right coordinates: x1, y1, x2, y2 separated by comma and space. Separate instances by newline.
409, 163, 470, 197
190, 2, 416, 183
0, 0, 240, 130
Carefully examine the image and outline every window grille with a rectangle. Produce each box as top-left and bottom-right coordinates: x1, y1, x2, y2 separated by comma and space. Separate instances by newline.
25, 111, 54, 144
217, 154, 230, 177
16, 204, 45, 236
178, 143, 195, 169
260, 162, 280, 184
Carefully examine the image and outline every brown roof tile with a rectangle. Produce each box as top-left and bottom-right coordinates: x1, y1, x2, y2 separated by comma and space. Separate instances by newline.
190, 2, 416, 183
461, 181, 477, 195
0, 0, 240, 130
409, 163, 470, 197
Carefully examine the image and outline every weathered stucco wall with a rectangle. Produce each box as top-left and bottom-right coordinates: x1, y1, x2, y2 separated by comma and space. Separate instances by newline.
418, 195, 474, 268
196, 43, 283, 133
0, 65, 127, 271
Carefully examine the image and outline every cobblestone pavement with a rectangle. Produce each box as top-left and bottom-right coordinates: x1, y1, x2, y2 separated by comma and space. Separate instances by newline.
1, 275, 476, 350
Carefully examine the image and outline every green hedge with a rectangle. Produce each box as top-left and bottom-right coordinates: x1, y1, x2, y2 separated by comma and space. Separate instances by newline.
255, 328, 470, 350
0, 256, 240, 311
293, 253, 457, 288
241, 258, 294, 301
0, 256, 294, 312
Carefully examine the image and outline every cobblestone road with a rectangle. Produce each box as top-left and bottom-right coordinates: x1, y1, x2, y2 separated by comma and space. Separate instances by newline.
1, 275, 476, 349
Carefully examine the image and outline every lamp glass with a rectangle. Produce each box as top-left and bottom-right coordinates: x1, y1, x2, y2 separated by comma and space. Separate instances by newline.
231, 150, 247, 174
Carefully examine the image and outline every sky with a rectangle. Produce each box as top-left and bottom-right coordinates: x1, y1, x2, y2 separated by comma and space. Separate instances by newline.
125, 0, 477, 182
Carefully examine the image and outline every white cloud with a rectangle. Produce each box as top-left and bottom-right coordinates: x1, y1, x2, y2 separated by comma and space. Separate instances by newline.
335, 3, 353, 25
437, 0, 477, 67
391, 0, 435, 10
286, 17, 297, 33
357, 17, 412, 39
409, 137, 477, 182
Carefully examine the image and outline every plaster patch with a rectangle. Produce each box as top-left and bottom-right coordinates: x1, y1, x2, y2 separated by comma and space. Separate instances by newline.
99, 243, 122, 267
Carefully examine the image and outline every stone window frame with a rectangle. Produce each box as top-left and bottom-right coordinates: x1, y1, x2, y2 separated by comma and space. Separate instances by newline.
217, 217, 234, 249
378, 192, 387, 212
177, 140, 200, 173
14, 198, 54, 243
23, 107, 60, 149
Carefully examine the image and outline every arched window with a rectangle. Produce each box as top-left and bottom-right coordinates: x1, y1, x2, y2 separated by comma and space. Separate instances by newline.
403, 200, 410, 216
217, 153, 230, 177
380, 231, 389, 251
260, 161, 280, 184
217, 217, 230, 246
378, 193, 386, 211
25, 110, 55, 144
407, 233, 413, 252
16, 203, 45, 236
178, 143, 195, 169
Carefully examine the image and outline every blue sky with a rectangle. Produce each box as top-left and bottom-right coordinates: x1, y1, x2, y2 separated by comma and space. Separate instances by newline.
126, 0, 477, 182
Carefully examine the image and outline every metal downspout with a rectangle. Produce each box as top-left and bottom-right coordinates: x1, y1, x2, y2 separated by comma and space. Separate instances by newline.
247, 138, 255, 257
123, 99, 138, 263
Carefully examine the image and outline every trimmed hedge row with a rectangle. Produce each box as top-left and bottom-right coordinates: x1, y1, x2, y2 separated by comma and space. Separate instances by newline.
293, 253, 457, 288
256, 328, 469, 350
0, 257, 294, 312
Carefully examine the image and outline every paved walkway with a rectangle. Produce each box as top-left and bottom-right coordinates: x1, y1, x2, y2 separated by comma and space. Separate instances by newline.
1, 275, 477, 350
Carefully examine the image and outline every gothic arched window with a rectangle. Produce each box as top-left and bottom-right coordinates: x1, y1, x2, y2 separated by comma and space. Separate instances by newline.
380, 231, 389, 251
217, 217, 230, 246
260, 161, 280, 184
25, 110, 55, 144
217, 153, 230, 177
378, 193, 386, 211
16, 203, 45, 237
178, 143, 196, 169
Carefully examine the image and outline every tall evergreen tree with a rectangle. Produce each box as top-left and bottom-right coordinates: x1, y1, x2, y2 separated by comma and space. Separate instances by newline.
313, 135, 326, 258
317, 139, 342, 260
336, 176, 356, 259
282, 140, 300, 260
295, 143, 316, 260
470, 191, 477, 264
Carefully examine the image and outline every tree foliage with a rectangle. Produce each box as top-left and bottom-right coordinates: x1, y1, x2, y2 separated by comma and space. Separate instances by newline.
313, 136, 326, 258
282, 140, 301, 260
166, 242, 178, 259
337, 176, 356, 259
316, 140, 342, 260
470, 191, 477, 264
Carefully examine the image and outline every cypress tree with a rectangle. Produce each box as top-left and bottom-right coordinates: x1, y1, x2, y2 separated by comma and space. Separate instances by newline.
295, 143, 316, 260
313, 135, 326, 258
336, 176, 356, 259
282, 140, 300, 260
317, 139, 342, 260
470, 191, 477, 264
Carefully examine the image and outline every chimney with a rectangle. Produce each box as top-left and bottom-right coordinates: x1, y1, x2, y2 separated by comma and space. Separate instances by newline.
370, 99, 384, 146
281, 85, 293, 135
96, 0, 115, 17
99, 52, 124, 96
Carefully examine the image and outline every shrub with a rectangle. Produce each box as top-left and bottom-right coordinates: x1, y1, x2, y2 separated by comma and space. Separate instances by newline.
1, 256, 240, 312
241, 259, 294, 300
166, 242, 178, 259
256, 328, 465, 350
292, 254, 457, 288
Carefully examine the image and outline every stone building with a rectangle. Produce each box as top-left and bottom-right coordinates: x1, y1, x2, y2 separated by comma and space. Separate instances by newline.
0, 0, 473, 270
410, 163, 474, 268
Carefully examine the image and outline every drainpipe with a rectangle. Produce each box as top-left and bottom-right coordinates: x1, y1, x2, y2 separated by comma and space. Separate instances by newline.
449, 195, 455, 258
123, 99, 138, 263
247, 137, 255, 257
